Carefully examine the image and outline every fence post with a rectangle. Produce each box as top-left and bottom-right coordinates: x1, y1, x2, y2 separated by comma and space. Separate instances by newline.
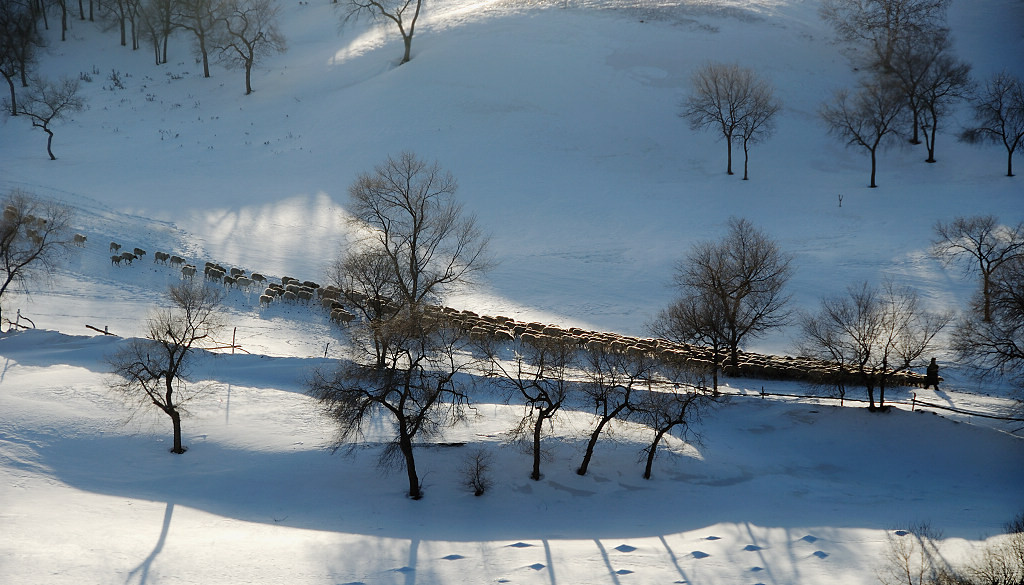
911, 392, 916, 412
231, 327, 237, 355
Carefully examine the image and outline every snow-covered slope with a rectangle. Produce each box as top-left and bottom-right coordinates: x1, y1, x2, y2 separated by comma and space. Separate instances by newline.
0, 0, 1022, 583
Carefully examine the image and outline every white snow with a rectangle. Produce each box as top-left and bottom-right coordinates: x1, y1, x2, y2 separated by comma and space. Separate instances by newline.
1, 0, 1022, 583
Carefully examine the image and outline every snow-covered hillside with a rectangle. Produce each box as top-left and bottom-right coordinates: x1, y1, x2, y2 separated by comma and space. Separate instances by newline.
0, 0, 1022, 583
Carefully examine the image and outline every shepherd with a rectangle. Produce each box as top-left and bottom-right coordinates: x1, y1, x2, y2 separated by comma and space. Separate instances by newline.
924, 357, 940, 390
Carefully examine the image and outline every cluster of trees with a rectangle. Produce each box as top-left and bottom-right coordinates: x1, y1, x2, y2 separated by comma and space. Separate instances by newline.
681, 0, 1022, 186
93, 149, 1023, 498
0, 0, 286, 98
818, 0, 1023, 184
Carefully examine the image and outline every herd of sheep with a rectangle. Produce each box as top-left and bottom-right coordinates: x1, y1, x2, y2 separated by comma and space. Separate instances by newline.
100, 237, 933, 389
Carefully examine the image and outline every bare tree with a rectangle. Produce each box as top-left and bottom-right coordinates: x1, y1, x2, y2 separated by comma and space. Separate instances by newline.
211, 0, 285, 95
137, 0, 175, 65
173, 0, 222, 77
107, 282, 225, 454
960, 71, 1024, 177
669, 217, 793, 370
480, 334, 575, 481
16, 75, 86, 160
0, 0, 44, 115
308, 314, 472, 500
312, 152, 490, 499
650, 291, 729, 391
820, 75, 907, 188
932, 216, 1024, 323
798, 280, 951, 410
632, 377, 714, 480
575, 345, 655, 476
0, 190, 75, 327
916, 50, 972, 163
339, 0, 422, 65
820, 0, 950, 71
681, 62, 781, 178
951, 255, 1024, 391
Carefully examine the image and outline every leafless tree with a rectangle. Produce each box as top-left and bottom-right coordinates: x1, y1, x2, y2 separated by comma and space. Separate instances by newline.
650, 291, 729, 391
820, 0, 950, 71
173, 0, 223, 77
107, 282, 225, 454
308, 313, 472, 500
339, 0, 422, 65
15, 75, 86, 160
798, 280, 951, 410
575, 345, 655, 476
681, 62, 781, 178
669, 217, 793, 370
951, 255, 1024, 391
631, 377, 715, 480
0, 0, 44, 115
137, 0, 174, 65
312, 152, 489, 499
0, 189, 75, 327
932, 216, 1024, 323
327, 151, 490, 366
916, 50, 972, 163
960, 71, 1024, 177
480, 334, 576, 481
820, 75, 907, 187
211, 0, 285, 95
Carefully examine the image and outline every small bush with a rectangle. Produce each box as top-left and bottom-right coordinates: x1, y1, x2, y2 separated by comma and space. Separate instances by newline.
460, 448, 493, 497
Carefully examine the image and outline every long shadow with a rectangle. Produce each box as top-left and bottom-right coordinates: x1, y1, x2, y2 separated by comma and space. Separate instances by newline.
125, 502, 174, 585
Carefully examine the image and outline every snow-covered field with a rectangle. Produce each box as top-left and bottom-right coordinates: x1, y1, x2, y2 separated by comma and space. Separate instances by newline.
0, 0, 1022, 583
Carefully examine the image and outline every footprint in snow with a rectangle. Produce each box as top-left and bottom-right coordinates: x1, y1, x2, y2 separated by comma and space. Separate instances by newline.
392, 566, 414, 574
801, 535, 819, 543
529, 563, 546, 571
615, 544, 637, 553
744, 545, 763, 551
616, 569, 634, 575
508, 542, 533, 548
751, 566, 764, 572
692, 551, 710, 559
813, 551, 829, 559
705, 536, 721, 541
442, 554, 464, 561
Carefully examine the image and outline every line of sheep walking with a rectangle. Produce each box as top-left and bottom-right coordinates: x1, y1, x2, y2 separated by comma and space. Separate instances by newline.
96, 237, 932, 388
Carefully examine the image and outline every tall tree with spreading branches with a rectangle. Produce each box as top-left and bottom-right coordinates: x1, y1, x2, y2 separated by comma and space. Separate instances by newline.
107, 282, 225, 454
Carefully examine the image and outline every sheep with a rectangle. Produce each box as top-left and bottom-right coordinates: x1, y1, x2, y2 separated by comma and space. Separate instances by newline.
264, 287, 279, 297
169, 255, 185, 267
133, 247, 146, 257
73, 233, 87, 246
222, 275, 237, 288
282, 291, 298, 302
330, 308, 355, 324
259, 294, 274, 307
154, 251, 170, 264
229, 267, 244, 277
119, 252, 137, 265
297, 290, 313, 303
181, 265, 197, 279
109, 242, 121, 253
110, 255, 123, 266
250, 273, 266, 284
235, 276, 252, 289
321, 297, 338, 311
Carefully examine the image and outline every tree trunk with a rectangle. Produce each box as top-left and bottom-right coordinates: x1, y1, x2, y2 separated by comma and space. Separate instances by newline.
742, 140, 750, 180
869, 148, 878, 188
643, 429, 667, 480
244, 61, 252, 95
1008, 150, 1015, 178
400, 34, 412, 64
530, 414, 544, 481
170, 410, 185, 453
982, 271, 992, 322
3, 74, 16, 116
400, 430, 421, 499
578, 412, 618, 476
45, 127, 56, 160
866, 384, 876, 410
726, 135, 734, 175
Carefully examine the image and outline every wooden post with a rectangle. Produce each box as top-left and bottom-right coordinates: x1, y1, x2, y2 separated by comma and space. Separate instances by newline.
911, 392, 916, 412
